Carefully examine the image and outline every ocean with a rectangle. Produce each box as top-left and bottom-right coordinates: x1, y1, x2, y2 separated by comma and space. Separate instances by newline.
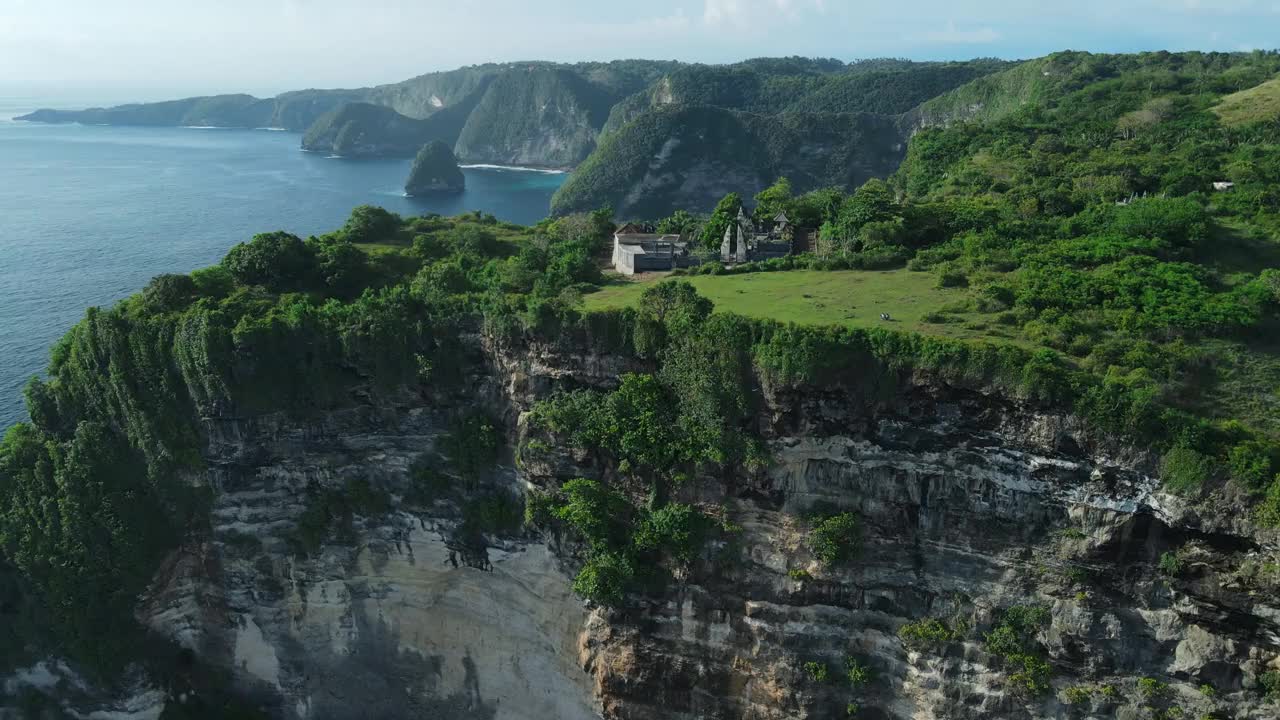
0, 99, 567, 430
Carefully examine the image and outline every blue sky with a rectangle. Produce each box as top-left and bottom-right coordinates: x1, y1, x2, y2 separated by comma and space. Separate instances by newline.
1, 0, 1277, 100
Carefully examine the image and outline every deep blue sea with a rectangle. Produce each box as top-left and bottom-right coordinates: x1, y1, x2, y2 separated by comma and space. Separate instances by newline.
0, 98, 566, 430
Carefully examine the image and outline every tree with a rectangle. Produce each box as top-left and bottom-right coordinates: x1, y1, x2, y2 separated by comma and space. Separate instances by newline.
442, 224, 501, 257
835, 179, 897, 239
308, 235, 370, 297
342, 205, 401, 244
551, 212, 613, 254
792, 187, 846, 227
657, 209, 701, 236
539, 242, 601, 294
639, 281, 713, 331
753, 177, 794, 223
699, 192, 743, 248
221, 231, 317, 291
140, 274, 197, 313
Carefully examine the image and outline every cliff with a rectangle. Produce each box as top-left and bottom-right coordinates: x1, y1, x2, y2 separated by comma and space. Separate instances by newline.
14, 57, 1009, 212
5, 316, 1278, 719
453, 67, 618, 168
405, 141, 465, 194
15, 91, 363, 131
552, 106, 908, 217
302, 102, 456, 158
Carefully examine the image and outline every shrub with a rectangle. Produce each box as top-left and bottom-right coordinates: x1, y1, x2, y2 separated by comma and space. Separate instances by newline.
808, 512, 860, 566
804, 661, 830, 683
1139, 677, 1170, 700
844, 657, 873, 687
551, 479, 632, 551
1260, 670, 1280, 700
1008, 654, 1052, 695
1159, 550, 1183, 576
898, 618, 957, 651
1160, 445, 1213, 494
1229, 441, 1274, 489
572, 551, 633, 606
1062, 686, 1093, 704
920, 311, 951, 324
937, 267, 970, 288
1255, 479, 1280, 528
633, 503, 707, 564
985, 605, 1052, 695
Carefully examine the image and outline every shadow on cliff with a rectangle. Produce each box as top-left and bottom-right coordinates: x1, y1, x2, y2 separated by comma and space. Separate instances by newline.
305, 610, 497, 720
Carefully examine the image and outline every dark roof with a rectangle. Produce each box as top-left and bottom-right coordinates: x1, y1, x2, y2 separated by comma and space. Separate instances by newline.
615, 222, 646, 235
774, 212, 789, 223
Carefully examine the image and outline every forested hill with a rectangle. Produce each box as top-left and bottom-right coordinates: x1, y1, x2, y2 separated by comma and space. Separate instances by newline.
13, 57, 1005, 180
18, 51, 1280, 216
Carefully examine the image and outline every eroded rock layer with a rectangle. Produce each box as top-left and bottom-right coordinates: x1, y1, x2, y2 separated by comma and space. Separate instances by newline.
21, 334, 1278, 720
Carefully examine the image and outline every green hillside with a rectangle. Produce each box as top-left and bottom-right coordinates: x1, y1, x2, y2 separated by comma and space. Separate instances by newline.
1214, 73, 1280, 126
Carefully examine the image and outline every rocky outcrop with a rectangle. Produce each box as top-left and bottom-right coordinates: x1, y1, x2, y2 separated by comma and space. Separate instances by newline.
405, 141, 465, 195
9, 332, 1280, 719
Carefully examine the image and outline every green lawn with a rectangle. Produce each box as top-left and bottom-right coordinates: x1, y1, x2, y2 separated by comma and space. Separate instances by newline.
355, 242, 411, 256
583, 269, 1022, 342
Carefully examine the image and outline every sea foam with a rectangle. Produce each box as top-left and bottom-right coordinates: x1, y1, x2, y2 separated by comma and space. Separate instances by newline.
460, 163, 567, 174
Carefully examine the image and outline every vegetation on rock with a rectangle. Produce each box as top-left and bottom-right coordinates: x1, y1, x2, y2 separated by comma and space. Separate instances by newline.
405, 141, 465, 195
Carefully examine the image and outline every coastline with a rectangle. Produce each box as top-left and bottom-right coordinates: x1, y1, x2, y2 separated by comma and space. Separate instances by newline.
459, 163, 568, 175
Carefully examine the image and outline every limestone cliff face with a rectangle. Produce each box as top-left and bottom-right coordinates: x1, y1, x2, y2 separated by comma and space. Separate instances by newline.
552, 106, 907, 218
16, 333, 1279, 720
452, 68, 617, 169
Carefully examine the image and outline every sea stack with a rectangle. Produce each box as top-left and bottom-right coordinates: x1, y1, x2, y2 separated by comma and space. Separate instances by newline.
405, 141, 465, 195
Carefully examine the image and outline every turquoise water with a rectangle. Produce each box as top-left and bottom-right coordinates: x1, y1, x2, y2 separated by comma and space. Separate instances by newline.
0, 103, 566, 429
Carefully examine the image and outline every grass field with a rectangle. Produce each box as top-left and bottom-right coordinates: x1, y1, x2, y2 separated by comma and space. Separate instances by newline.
1214, 74, 1280, 126
582, 269, 1021, 342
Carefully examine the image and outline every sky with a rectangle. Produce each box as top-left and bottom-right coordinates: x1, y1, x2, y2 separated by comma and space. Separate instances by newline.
1, 0, 1278, 102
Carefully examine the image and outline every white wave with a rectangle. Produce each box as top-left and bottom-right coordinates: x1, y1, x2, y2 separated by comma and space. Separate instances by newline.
254, 127, 288, 131
181, 125, 225, 129
459, 163, 567, 175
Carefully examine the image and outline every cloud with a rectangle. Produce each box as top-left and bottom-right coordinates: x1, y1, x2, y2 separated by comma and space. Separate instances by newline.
704, 0, 744, 26
914, 21, 1002, 45
572, 9, 692, 36
702, 0, 824, 28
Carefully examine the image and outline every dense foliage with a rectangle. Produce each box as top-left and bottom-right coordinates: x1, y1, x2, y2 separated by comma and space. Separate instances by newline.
625, 50, 1280, 520
0, 204, 612, 679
